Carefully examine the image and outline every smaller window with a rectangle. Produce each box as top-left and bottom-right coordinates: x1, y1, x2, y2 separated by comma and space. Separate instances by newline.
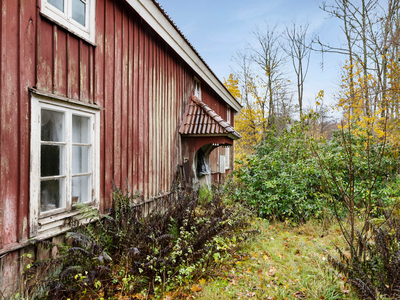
226, 106, 231, 124
41, 0, 95, 44
219, 154, 225, 174
225, 147, 230, 170
194, 77, 201, 98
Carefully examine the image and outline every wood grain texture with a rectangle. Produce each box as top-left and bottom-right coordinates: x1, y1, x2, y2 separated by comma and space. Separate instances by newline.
0, 0, 233, 251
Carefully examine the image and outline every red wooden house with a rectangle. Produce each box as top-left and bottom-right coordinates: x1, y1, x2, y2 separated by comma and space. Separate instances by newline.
0, 0, 241, 295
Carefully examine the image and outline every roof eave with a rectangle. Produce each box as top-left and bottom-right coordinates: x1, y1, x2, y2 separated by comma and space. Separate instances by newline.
125, 0, 242, 112
180, 133, 241, 140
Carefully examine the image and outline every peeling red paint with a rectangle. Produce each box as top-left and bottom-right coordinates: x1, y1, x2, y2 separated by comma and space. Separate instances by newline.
0, 0, 238, 295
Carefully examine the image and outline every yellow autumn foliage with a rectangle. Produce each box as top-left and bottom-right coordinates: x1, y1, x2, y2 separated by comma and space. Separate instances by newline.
224, 74, 268, 161
337, 57, 400, 146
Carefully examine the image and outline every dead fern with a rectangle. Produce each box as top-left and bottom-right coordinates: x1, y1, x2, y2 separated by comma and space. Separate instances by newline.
26, 183, 252, 299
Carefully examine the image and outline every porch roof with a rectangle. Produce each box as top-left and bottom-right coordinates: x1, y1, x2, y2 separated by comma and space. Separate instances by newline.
179, 96, 241, 140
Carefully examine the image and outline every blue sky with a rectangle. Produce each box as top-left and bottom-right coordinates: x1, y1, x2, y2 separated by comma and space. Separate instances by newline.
157, 0, 348, 109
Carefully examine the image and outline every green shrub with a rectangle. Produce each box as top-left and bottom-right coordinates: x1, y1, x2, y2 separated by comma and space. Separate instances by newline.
27, 186, 252, 299
234, 124, 399, 224
234, 124, 332, 224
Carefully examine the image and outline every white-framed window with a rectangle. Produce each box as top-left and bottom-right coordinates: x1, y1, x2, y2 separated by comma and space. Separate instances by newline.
41, 0, 96, 44
226, 106, 231, 124
30, 93, 100, 238
224, 147, 230, 170
194, 77, 201, 98
219, 154, 225, 174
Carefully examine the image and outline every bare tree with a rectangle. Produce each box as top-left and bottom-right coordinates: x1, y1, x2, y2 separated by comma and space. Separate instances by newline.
282, 21, 313, 119
251, 24, 286, 129
232, 50, 253, 109
367, 0, 400, 117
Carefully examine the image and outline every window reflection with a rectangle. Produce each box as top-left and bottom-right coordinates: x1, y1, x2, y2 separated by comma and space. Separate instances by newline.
48, 0, 64, 12
71, 0, 86, 26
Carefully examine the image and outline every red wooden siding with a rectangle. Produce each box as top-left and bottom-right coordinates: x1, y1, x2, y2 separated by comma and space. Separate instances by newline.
0, 0, 230, 253
0, 6, 238, 293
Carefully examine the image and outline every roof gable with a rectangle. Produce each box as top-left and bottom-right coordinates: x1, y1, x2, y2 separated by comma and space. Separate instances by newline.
179, 96, 241, 140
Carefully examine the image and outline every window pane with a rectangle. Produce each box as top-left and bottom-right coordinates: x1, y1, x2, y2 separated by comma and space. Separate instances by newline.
72, 175, 90, 203
72, 146, 90, 174
225, 148, 230, 169
71, 0, 86, 26
41, 178, 65, 212
41, 145, 65, 177
72, 115, 90, 143
41, 109, 64, 142
48, 0, 64, 12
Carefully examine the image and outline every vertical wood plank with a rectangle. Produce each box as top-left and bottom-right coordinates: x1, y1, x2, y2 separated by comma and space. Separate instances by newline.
148, 35, 154, 196
94, 0, 105, 211
1, 0, 19, 246
138, 21, 144, 195
68, 35, 79, 100
155, 41, 160, 194
167, 53, 172, 189
79, 41, 89, 102
143, 31, 149, 198
89, 44, 94, 103
36, 18, 53, 92
113, 2, 122, 188
104, 0, 115, 208
53, 26, 67, 96
121, 7, 128, 190
133, 18, 139, 194
127, 12, 134, 188
19, 0, 37, 242
161, 47, 165, 191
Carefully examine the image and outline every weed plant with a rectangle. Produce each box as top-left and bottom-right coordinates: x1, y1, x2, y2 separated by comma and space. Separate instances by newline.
25, 185, 251, 299
328, 208, 400, 299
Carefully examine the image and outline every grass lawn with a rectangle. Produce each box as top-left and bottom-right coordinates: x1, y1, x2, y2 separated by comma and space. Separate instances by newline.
188, 218, 358, 300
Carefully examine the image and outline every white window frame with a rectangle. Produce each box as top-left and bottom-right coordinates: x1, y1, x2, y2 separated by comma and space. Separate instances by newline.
226, 106, 231, 124
30, 93, 100, 238
194, 77, 201, 99
41, 0, 96, 45
225, 147, 230, 170
219, 154, 225, 174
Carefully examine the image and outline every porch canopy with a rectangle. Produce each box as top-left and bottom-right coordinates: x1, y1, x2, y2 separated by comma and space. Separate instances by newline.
179, 96, 241, 150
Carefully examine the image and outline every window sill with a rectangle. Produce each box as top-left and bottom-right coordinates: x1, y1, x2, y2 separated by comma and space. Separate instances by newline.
40, 12, 97, 47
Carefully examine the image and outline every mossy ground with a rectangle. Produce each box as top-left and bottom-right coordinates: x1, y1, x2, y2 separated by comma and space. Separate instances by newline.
186, 218, 358, 300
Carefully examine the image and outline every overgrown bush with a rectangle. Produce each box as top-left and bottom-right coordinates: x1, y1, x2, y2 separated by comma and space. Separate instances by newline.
25, 185, 252, 299
234, 124, 332, 224
234, 123, 399, 225
316, 130, 399, 213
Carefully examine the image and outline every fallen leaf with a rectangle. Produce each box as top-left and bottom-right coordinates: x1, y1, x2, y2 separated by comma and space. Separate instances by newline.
293, 291, 307, 299
341, 286, 350, 294
190, 284, 202, 292
246, 291, 256, 297
268, 266, 277, 276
